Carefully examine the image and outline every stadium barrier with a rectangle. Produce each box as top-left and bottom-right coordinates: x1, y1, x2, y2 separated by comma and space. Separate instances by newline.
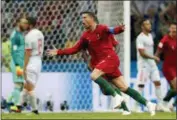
2, 72, 169, 112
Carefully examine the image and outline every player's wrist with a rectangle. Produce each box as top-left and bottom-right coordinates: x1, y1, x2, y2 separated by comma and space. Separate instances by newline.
57, 49, 63, 55
151, 56, 156, 60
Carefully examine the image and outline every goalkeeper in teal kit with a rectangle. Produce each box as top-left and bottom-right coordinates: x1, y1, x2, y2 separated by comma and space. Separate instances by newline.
7, 17, 29, 112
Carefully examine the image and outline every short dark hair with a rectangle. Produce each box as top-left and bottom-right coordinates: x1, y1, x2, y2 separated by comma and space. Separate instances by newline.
170, 22, 177, 26
140, 18, 150, 26
16, 15, 26, 24
26, 16, 37, 26
81, 11, 99, 23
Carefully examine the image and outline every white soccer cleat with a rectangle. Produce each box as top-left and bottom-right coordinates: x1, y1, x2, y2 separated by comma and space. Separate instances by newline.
122, 110, 131, 115
157, 102, 171, 112
135, 109, 144, 113
147, 102, 156, 116
134, 103, 144, 113
113, 94, 124, 109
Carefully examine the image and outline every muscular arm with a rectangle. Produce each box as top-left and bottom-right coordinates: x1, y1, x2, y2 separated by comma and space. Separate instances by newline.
57, 39, 84, 55
107, 25, 125, 35
155, 49, 162, 58
138, 49, 155, 59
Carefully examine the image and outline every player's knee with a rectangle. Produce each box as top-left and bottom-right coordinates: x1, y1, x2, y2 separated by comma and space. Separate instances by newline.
153, 81, 161, 86
90, 72, 99, 80
28, 90, 35, 96
138, 84, 144, 88
119, 85, 128, 92
24, 81, 34, 91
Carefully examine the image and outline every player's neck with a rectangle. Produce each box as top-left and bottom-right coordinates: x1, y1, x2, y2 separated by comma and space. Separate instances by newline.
16, 26, 22, 32
142, 31, 149, 36
90, 23, 97, 31
169, 33, 176, 40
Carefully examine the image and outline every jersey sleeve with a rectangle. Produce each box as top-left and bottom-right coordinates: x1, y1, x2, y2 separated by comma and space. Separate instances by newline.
112, 40, 118, 46
136, 36, 144, 49
57, 34, 85, 55
158, 36, 167, 50
102, 24, 124, 34
111, 35, 119, 46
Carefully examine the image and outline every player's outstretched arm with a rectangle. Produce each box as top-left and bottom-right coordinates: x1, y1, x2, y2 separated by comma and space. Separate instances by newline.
47, 39, 84, 56
106, 24, 125, 35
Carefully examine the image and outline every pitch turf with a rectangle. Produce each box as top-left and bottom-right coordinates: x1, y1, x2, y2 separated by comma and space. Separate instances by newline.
2, 112, 176, 119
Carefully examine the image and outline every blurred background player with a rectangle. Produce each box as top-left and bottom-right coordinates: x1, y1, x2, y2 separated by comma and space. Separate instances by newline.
47, 11, 157, 116
155, 22, 177, 110
135, 19, 169, 112
2, 37, 11, 72
11, 16, 44, 114
8, 16, 29, 112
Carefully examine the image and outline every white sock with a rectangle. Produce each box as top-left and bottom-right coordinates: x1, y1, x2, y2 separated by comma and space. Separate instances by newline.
155, 86, 163, 103
17, 89, 28, 106
29, 91, 37, 111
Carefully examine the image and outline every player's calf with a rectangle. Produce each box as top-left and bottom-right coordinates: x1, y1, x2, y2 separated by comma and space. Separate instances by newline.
153, 81, 163, 101
91, 69, 124, 108
10, 83, 23, 106
28, 90, 39, 114
170, 77, 177, 92
112, 76, 128, 92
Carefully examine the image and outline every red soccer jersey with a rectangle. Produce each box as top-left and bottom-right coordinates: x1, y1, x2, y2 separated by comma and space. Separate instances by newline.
158, 35, 177, 67
57, 24, 124, 67
110, 34, 119, 47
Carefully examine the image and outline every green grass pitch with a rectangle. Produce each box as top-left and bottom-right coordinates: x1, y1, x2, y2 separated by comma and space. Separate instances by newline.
2, 112, 176, 119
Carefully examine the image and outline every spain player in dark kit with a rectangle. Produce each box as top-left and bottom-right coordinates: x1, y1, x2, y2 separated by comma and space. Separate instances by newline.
47, 11, 156, 116
155, 22, 177, 110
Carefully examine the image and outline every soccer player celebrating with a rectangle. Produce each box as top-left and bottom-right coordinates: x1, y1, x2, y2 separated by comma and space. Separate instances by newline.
8, 16, 29, 112
82, 34, 131, 115
155, 22, 177, 110
47, 11, 156, 116
135, 19, 169, 112
11, 16, 44, 114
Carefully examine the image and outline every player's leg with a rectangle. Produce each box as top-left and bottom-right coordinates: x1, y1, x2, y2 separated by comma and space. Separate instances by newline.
95, 73, 130, 113
134, 84, 144, 113
7, 83, 23, 104
134, 68, 147, 113
100, 78, 130, 114
90, 68, 124, 108
163, 78, 177, 110
170, 77, 177, 92
113, 87, 131, 115
9, 60, 24, 112
150, 69, 169, 112
111, 76, 156, 116
163, 88, 176, 103
163, 69, 177, 108
25, 67, 39, 114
